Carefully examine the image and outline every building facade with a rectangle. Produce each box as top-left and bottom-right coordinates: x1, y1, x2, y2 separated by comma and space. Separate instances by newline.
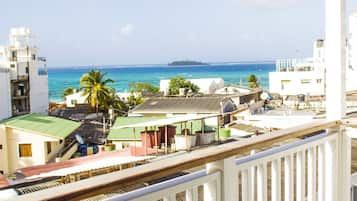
0, 113, 80, 174
0, 28, 48, 121
269, 12, 357, 96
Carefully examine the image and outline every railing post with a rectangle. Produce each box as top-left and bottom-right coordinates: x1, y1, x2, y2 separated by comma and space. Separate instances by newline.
318, 143, 325, 201
271, 159, 281, 201
284, 155, 294, 201
296, 151, 306, 201
257, 163, 267, 201
205, 157, 238, 201
307, 147, 317, 201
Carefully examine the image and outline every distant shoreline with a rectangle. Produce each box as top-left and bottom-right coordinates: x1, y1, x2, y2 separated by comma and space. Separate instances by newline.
47, 60, 275, 69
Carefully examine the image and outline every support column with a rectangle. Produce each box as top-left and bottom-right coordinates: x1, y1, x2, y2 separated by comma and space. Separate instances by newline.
337, 127, 351, 201
205, 157, 238, 201
325, 0, 346, 120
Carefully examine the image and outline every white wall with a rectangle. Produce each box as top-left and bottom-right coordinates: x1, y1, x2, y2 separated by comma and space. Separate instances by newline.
0, 126, 9, 173
65, 92, 88, 107
0, 70, 11, 121
269, 71, 325, 96
29, 61, 48, 114
160, 78, 224, 95
1, 127, 60, 174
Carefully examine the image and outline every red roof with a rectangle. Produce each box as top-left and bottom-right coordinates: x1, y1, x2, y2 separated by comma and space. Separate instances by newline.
19, 147, 157, 178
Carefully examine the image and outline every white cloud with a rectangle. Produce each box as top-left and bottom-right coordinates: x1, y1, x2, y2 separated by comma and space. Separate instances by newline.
119, 24, 135, 36
111, 24, 135, 43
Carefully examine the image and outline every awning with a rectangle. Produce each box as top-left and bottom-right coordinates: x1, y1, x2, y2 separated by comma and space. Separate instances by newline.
112, 114, 219, 129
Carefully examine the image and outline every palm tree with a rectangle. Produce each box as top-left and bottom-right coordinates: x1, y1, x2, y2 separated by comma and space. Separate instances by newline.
80, 70, 115, 112
63, 87, 75, 98
247, 74, 260, 88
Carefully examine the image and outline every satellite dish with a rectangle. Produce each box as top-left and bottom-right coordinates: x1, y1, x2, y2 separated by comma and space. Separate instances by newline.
75, 134, 85, 144
260, 92, 269, 100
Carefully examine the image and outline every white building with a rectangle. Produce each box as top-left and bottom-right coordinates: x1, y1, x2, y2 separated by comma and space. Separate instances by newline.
65, 91, 88, 107
160, 78, 224, 95
269, 40, 325, 96
65, 91, 139, 107
269, 12, 357, 96
0, 113, 80, 174
0, 28, 48, 120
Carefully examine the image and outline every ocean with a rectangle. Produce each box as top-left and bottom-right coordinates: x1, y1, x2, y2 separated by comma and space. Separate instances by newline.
48, 63, 275, 102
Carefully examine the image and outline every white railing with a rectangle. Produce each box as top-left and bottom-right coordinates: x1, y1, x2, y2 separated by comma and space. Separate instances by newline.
106, 130, 350, 201
276, 58, 315, 72
106, 170, 221, 201
10, 120, 348, 201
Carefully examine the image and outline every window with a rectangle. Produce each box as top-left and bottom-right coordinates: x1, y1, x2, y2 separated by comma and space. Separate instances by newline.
71, 100, 77, 105
11, 51, 17, 60
281, 80, 291, 90
19, 144, 32, 157
0, 170, 3, 175
10, 64, 15, 68
122, 143, 130, 149
32, 54, 36, 61
301, 79, 311, 84
317, 79, 322, 84
46, 142, 52, 154
25, 67, 29, 74
0, 144, 2, 150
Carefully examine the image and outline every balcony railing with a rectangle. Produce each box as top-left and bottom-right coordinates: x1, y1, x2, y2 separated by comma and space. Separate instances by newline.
10, 120, 351, 201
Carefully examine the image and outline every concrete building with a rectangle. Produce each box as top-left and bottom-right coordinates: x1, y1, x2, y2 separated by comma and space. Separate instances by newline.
269, 40, 325, 96
0, 28, 48, 121
160, 78, 224, 95
270, 12, 357, 96
0, 113, 80, 174
65, 92, 88, 107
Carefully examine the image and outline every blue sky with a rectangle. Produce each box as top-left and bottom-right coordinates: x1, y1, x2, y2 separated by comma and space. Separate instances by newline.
1, 0, 356, 67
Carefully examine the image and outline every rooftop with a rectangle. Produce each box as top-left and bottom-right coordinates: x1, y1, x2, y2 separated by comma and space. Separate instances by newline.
131, 96, 233, 114
108, 117, 216, 141
0, 113, 81, 140
108, 117, 163, 140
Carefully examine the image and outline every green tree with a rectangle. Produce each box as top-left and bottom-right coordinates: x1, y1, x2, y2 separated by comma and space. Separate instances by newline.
127, 92, 144, 107
247, 74, 260, 88
168, 76, 200, 95
129, 82, 159, 93
63, 87, 75, 98
80, 70, 115, 112
100, 93, 128, 115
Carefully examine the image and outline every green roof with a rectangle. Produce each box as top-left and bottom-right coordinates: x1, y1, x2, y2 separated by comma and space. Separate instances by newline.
0, 113, 81, 139
108, 117, 163, 140
107, 117, 216, 141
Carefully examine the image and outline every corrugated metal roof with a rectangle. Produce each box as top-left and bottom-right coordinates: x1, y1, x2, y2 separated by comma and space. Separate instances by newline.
0, 113, 81, 139
108, 116, 216, 140
131, 97, 226, 114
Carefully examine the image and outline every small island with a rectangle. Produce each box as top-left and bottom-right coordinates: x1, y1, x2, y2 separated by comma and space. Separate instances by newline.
168, 60, 209, 66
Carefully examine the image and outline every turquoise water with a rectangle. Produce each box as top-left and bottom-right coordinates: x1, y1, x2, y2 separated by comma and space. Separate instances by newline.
48, 63, 275, 102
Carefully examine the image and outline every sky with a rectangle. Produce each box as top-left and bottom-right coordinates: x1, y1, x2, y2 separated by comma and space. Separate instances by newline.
1, 0, 357, 67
